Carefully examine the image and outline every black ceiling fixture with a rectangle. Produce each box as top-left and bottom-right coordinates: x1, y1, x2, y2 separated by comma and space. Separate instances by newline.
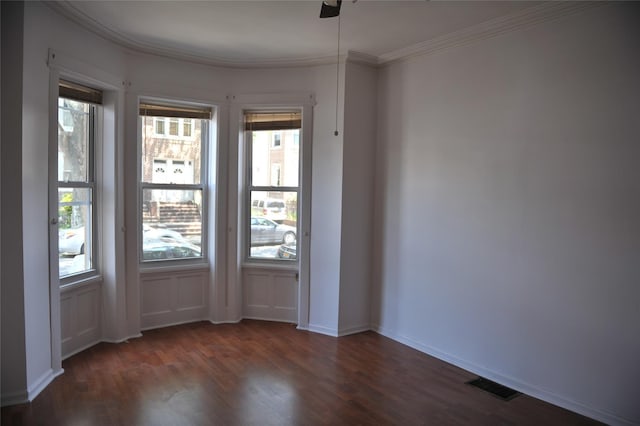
320, 0, 342, 18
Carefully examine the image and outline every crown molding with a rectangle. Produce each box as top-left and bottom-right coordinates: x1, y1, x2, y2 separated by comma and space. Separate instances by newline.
346, 50, 379, 67
46, 0, 603, 70
377, 1, 603, 66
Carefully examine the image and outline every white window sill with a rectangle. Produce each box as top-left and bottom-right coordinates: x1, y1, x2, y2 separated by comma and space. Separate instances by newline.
60, 274, 103, 294
241, 260, 298, 272
140, 261, 210, 276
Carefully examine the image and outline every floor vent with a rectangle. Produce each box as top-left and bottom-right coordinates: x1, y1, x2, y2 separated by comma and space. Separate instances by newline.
466, 377, 521, 401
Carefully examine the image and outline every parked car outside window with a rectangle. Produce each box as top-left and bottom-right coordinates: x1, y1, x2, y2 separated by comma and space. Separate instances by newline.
251, 198, 287, 223
250, 217, 296, 245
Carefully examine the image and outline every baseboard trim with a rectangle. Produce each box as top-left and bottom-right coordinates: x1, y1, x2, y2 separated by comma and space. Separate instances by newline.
307, 323, 339, 337
371, 324, 635, 426
209, 318, 243, 325
1, 370, 62, 407
101, 333, 143, 344
140, 317, 209, 332
1, 389, 29, 407
242, 315, 297, 324
62, 339, 102, 360
337, 324, 371, 337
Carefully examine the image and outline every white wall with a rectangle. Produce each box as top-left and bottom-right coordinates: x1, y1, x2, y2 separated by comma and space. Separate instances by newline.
373, 4, 640, 425
3, 2, 128, 402
338, 61, 376, 335
1, 1, 28, 405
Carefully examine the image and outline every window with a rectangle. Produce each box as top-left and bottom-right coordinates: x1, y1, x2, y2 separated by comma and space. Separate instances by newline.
58, 80, 101, 280
155, 118, 165, 135
153, 117, 194, 138
183, 119, 193, 137
140, 100, 212, 263
272, 132, 282, 148
245, 111, 300, 261
169, 118, 179, 136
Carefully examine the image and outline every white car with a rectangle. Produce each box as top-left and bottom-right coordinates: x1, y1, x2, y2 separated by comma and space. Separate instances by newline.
59, 227, 86, 255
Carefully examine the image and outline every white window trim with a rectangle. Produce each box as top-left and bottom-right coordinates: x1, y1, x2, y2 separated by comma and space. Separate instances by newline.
58, 99, 101, 287
138, 100, 212, 266
243, 112, 301, 265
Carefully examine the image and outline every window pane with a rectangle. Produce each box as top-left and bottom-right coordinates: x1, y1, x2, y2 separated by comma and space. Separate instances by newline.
155, 119, 165, 135
142, 189, 203, 261
58, 98, 90, 182
169, 118, 179, 136
249, 191, 297, 260
59, 187, 93, 277
251, 129, 299, 187
141, 116, 203, 184
183, 119, 192, 137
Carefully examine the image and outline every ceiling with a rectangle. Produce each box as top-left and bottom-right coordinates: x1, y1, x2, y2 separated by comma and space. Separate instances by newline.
51, 1, 541, 67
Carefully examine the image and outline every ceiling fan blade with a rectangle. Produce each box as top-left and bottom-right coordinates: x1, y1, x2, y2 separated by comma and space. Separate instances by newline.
320, 0, 342, 18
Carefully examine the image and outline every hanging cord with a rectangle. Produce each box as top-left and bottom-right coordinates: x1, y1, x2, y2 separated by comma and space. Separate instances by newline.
334, 14, 341, 137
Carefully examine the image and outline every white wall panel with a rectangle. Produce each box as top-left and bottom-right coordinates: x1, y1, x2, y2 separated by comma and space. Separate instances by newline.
59, 296, 73, 345
176, 273, 207, 311
140, 270, 209, 330
243, 268, 297, 323
141, 277, 173, 316
60, 283, 102, 359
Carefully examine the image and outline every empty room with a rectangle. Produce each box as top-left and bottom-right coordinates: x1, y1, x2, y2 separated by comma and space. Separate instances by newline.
1, 1, 638, 425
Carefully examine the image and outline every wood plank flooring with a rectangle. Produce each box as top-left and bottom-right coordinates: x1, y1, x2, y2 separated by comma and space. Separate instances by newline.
1, 320, 601, 425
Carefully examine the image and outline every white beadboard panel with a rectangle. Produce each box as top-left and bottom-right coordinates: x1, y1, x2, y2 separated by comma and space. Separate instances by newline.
60, 283, 102, 359
76, 288, 100, 337
245, 271, 271, 309
141, 276, 173, 316
60, 295, 74, 345
273, 273, 297, 311
242, 268, 297, 323
140, 270, 209, 330
176, 273, 207, 311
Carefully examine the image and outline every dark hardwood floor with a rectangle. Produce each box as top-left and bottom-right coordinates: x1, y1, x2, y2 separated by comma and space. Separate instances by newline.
2, 320, 600, 425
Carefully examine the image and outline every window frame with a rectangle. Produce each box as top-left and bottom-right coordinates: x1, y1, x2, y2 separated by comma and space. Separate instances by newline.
139, 99, 212, 266
244, 110, 301, 264
57, 96, 100, 286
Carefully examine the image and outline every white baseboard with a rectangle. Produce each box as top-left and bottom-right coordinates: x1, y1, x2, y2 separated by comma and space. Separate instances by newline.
27, 369, 63, 402
209, 318, 242, 325
338, 324, 371, 336
1, 389, 28, 407
371, 324, 635, 426
101, 333, 143, 344
307, 323, 339, 337
242, 315, 297, 324
140, 317, 209, 332
62, 339, 102, 360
